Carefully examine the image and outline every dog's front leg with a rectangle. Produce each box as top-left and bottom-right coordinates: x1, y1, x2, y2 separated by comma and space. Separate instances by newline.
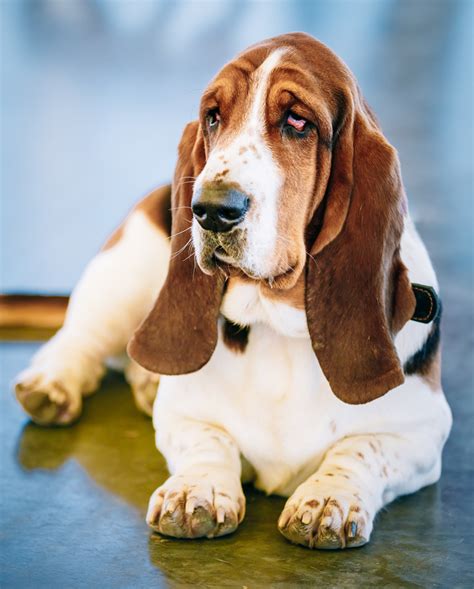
147, 416, 245, 539
278, 426, 450, 549
14, 204, 170, 425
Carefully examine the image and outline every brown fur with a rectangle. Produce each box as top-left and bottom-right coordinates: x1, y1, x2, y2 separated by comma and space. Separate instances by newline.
128, 33, 417, 405
103, 185, 172, 251
128, 123, 225, 374
421, 348, 442, 392
225, 273, 305, 310
404, 317, 442, 391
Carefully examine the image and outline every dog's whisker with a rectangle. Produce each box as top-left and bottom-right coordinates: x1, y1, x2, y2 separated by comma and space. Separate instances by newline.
170, 236, 194, 260
168, 222, 193, 241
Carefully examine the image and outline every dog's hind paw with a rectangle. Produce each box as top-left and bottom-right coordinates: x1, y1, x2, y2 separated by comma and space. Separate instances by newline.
14, 367, 82, 426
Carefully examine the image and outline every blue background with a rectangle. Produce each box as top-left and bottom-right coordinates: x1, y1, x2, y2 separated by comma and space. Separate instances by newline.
1, 0, 472, 293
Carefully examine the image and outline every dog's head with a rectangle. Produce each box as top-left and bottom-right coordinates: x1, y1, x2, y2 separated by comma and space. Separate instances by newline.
128, 33, 416, 404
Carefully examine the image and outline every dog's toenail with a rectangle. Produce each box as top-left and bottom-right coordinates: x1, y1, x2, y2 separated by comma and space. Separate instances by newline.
348, 521, 357, 537
301, 511, 312, 525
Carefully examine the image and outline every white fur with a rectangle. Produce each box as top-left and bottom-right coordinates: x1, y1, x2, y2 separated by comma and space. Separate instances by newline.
14, 210, 170, 422
193, 49, 286, 278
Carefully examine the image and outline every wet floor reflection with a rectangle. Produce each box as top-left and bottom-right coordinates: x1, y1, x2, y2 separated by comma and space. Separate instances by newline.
16, 372, 164, 513
8, 367, 467, 587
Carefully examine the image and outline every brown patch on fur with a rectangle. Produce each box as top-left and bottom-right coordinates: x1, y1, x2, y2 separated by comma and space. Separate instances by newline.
222, 319, 250, 354
226, 273, 305, 311
404, 315, 442, 391
102, 225, 124, 251
260, 271, 305, 309
327, 499, 344, 520
102, 185, 172, 252
248, 144, 261, 159
356, 452, 365, 460
325, 473, 334, 477
305, 500, 320, 508
351, 505, 361, 513
238, 146, 248, 155
136, 185, 172, 235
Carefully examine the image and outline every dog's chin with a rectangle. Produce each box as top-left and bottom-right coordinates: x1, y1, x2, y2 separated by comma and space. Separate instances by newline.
196, 246, 303, 290
196, 247, 243, 277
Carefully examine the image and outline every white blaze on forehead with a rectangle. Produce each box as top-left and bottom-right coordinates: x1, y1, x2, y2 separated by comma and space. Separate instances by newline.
194, 47, 289, 279
247, 47, 287, 132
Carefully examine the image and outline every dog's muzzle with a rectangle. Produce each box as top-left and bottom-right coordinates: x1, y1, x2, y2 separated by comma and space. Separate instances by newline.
192, 184, 249, 233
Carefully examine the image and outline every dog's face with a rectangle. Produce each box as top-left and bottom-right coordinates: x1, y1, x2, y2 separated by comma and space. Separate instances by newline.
130, 33, 417, 405
191, 39, 337, 288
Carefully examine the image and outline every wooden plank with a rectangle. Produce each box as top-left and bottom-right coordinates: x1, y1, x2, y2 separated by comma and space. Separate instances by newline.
0, 294, 69, 329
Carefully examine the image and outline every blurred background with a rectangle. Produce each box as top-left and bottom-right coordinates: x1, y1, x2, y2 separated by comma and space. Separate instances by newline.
1, 3, 473, 585
0, 0, 472, 294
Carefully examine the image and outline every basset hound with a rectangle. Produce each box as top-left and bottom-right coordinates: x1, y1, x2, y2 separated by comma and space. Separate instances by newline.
14, 33, 452, 549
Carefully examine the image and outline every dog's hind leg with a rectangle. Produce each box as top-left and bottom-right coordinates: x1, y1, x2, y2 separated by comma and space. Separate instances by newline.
14, 186, 172, 425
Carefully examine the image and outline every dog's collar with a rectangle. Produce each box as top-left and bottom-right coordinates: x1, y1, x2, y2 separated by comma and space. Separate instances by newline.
410, 283, 441, 323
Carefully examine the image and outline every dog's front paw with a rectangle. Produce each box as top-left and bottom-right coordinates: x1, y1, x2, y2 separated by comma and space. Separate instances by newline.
146, 473, 245, 539
278, 482, 373, 549
15, 367, 82, 426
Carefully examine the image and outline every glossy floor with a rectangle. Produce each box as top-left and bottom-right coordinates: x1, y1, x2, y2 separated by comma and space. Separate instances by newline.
0, 334, 473, 587
1, 0, 473, 587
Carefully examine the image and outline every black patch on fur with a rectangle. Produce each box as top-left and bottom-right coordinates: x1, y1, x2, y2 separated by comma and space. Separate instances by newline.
222, 318, 250, 354
404, 311, 441, 376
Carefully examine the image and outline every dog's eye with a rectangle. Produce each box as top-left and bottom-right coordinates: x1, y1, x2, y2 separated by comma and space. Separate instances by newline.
285, 111, 308, 135
206, 109, 221, 130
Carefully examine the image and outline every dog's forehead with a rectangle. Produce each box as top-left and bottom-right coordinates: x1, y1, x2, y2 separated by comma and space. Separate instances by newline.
203, 32, 352, 119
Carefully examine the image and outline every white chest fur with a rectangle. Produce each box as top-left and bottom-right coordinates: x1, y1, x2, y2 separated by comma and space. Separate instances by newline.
221, 281, 309, 339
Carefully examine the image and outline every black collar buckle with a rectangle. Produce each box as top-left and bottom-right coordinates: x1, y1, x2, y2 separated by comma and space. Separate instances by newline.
411, 283, 441, 324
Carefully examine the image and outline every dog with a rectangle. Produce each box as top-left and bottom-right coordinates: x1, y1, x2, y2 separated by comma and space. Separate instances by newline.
14, 32, 452, 549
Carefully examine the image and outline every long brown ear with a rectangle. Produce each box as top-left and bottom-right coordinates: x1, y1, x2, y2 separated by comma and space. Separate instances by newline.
128, 122, 225, 374
305, 94, 416, 404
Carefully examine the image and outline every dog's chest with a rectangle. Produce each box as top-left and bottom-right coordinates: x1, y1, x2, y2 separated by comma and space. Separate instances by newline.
221, 278, 309, 338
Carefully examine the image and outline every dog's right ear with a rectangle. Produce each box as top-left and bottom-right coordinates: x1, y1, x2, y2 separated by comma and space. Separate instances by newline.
128, 121, 225, 374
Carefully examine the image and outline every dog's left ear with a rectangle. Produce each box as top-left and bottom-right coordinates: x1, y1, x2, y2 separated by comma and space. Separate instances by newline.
128, 121, 225, 374
305, 93, 416, 404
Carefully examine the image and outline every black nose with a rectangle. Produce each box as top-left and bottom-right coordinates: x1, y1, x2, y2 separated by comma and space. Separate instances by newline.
192, 187, 249, 232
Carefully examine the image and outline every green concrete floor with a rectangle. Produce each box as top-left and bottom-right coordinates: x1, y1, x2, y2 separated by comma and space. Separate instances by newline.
1, 339, 472, 588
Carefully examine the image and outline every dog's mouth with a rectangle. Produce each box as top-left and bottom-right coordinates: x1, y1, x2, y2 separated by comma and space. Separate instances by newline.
196, 229, 245, 272
194, 226, 301, 288
214, 246, 235, 264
